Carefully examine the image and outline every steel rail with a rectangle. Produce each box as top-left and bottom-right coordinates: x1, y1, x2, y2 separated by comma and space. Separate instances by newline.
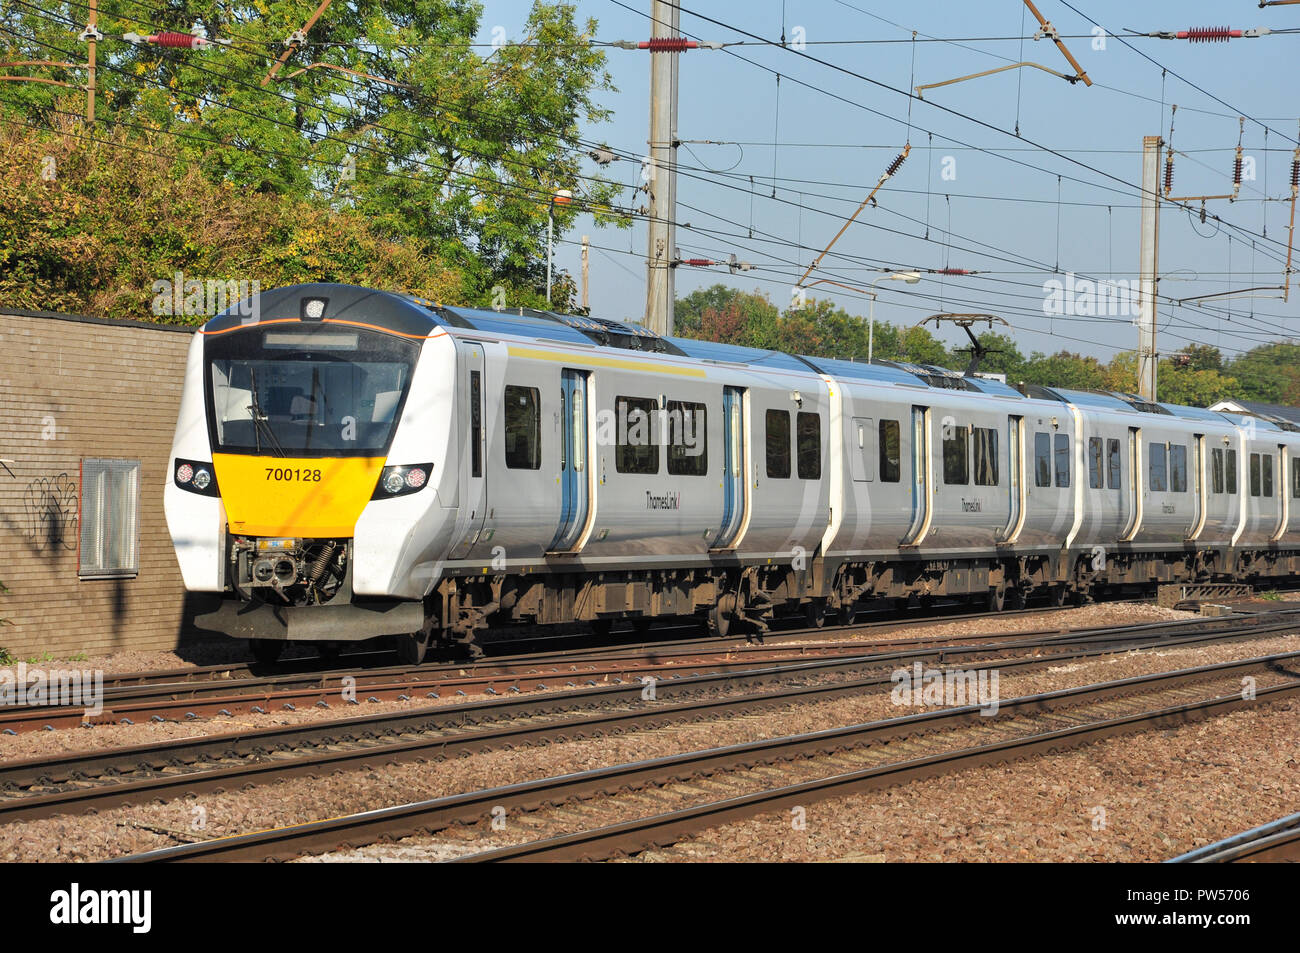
111, 652, 1300, 862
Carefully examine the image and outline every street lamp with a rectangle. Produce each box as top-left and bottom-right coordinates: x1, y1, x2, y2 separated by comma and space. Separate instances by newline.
546, 188, 572, 307
868, 270, 921, 363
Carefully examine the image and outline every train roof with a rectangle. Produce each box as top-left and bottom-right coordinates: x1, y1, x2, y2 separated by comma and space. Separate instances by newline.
203, 287, 1284, 429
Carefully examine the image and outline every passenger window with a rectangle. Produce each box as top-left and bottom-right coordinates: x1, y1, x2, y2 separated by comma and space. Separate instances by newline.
943, 424, 969, 485
503, 385, 541, 469
1250, 453, 1261, 497
973, 427, 998, 486
852, 417, 875, 482
1054, 434, 1070, 488
797, 412, 821, 480
1262, 453, 1274, 497
615, 396, 659, 474
1034, 433, 1051, 488
1107, 438, 1121, 490
1226, 448, 1238, 494
666, 400, 707, 476
470, 370, 482, 478
879, 419, 901, 483
1088, 438, 1103, 489
766, 409, 791, 479
1211, 448, 1225, 494
1149, 442, 1167, 492
1170, 444, 1188, 493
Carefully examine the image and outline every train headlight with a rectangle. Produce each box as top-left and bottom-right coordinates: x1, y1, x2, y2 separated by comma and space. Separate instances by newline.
174, 458, 219, 496
373, 464, 433, 499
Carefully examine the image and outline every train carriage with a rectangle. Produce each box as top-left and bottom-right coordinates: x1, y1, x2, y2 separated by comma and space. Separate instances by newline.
165, 282, 1300, 662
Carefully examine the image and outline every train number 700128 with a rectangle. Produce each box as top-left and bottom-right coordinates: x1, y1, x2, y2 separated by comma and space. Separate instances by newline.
265, 468, 323, 482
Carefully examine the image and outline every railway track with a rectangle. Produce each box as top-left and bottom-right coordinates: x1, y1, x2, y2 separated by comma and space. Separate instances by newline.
1168, 812, 1300, 863
110, 651, 1300, 862
29, 600, 1081, 697
0, 605, 1270, 734
0, 613, 1286, 837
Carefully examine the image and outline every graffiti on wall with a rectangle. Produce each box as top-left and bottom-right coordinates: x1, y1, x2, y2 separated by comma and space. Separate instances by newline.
21, 473, 78, 552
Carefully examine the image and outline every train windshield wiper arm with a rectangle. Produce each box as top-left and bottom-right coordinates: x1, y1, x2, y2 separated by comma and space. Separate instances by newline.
247, 367, 286, 457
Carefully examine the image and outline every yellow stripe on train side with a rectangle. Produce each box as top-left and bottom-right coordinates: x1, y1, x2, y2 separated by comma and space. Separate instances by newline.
506, 346, 707, 377
213, 455, 386, 537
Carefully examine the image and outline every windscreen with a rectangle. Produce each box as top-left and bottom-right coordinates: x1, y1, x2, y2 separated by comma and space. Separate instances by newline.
205, 324, 419, 455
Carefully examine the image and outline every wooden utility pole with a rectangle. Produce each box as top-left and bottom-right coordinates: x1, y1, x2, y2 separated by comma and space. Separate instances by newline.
644, 0, 680, 336
581, 235, 590, 311
1137, 135, 1163, 401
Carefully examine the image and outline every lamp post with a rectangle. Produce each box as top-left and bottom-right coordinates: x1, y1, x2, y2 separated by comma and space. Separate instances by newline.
546, 188, 572, 307
868, 270, 921, 362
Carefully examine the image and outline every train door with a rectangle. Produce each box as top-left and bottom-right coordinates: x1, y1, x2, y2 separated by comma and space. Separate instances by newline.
1121, 426, 1142, 540
549, 368, 591, 552
849, 417, 873, 483
902, 405, 931, 545
1000, 415, 1025, 542
449, 345, 487, 559
712, 386, 747, 548
1188, 434, 1208, 540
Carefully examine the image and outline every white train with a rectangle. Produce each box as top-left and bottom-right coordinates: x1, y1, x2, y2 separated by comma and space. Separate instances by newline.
165, 283, 1300, 662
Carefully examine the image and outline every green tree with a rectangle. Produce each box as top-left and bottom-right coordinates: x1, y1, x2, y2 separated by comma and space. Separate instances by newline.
0, 1, 620, 308
1226, 343, 1300, 403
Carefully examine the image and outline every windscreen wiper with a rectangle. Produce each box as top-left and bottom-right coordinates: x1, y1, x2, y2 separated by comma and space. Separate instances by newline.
247, 367, 286, 457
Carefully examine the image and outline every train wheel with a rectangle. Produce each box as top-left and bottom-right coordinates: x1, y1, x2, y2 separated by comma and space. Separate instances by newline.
708, 594, 735, 639
1050, 584, 1068, 607
805, 600, 827, 628
1008, 587, 1027, 610
987, 586, 1005, 612
249, 639, 283, 666
394, 631, 430, 666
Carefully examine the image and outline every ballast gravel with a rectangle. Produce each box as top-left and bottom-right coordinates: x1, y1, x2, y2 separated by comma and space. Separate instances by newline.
0, 629, 1294, 862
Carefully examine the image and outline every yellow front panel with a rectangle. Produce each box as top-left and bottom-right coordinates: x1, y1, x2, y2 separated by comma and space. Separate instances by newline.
213, 454, 385, 537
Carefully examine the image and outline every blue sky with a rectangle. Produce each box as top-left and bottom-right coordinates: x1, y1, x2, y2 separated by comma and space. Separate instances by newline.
479, 1, 1299, 361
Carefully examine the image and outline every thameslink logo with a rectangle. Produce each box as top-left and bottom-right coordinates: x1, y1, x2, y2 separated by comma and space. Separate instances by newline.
50, 883, 151, 934
0, 663, 103, 716
890, 662, 1000, 716
646, 490, 681, 510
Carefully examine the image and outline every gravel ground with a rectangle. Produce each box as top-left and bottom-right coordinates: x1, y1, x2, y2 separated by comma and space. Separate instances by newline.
636, 697, 1300, 863
0, 602, 1199, 763
1, 629, 1289, 863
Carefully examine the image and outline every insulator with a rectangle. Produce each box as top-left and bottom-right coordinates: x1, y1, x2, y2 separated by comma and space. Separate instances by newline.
936, 268, 970, 275
680, 258, 713, 267
885, 152, 907, 176
1164, 155, 1174, 193
1233, 150, 1243, 186
149, 32, 202, 48
1181, 26, 1235, 43
1291, 156, 1299, 189
1200, 203, 1207, 224
640, 38, 697, 52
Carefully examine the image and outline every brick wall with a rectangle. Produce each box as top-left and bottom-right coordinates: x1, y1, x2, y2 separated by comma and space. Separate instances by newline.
0, 309, 199, 658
